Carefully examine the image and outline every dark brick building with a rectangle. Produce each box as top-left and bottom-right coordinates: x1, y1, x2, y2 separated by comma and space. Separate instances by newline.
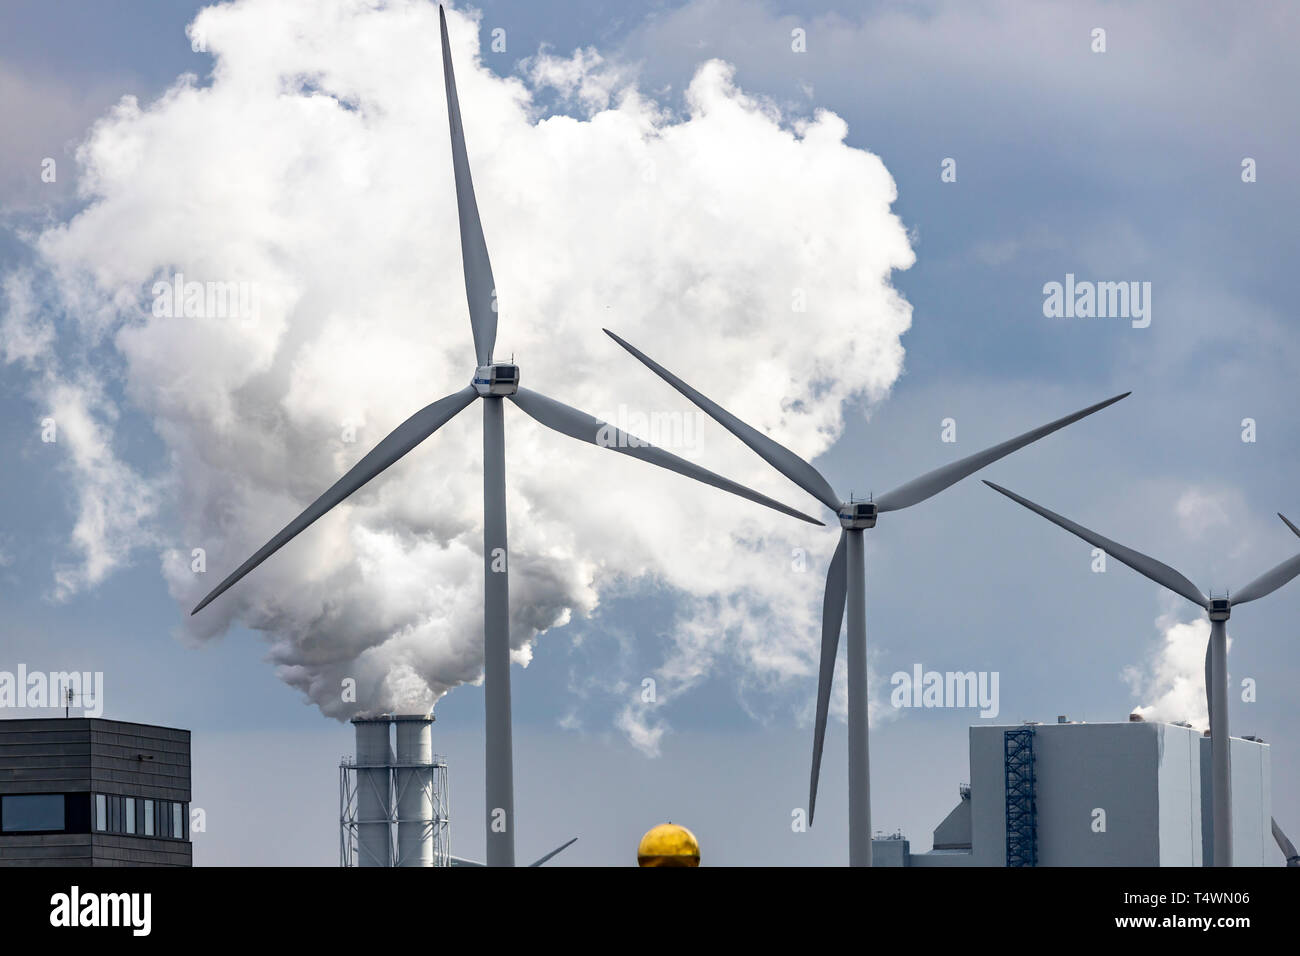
0, 718, 191, 866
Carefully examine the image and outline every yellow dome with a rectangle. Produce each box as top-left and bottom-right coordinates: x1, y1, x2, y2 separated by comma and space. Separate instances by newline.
637, 822, 701, 867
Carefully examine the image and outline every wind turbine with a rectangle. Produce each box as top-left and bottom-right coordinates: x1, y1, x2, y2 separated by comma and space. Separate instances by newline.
604, 328, 1128, 865
450, 837, 578, 868
1273, 515, 1300, 868
190, 6, 822, 867
983, 481, 1300, 867
1273, 818, 1300, 867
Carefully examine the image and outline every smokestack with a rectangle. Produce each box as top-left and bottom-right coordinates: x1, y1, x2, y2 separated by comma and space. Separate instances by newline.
352, 716, 394, 867
394, 714, 435, 867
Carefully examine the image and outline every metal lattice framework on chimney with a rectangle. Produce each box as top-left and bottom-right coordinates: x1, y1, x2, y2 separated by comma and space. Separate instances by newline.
340, 716, 450, 867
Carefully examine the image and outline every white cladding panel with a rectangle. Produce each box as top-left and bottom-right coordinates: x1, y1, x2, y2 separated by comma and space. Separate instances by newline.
1199, 735, 1271, 866
1156, 723, 1202, 866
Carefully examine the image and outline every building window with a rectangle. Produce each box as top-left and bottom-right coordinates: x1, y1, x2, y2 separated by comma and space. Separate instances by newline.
81, 794, 186, 839
2, 794, 65, 833
64, 793, 91, 833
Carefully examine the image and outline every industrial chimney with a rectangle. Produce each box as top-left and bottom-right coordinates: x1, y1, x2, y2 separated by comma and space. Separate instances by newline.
341, 714, 449, 866
394, 714, 434, 867
352, 716, 394, 867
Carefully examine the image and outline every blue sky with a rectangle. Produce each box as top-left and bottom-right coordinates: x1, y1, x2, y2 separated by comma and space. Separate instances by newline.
1, 0, 1297, 865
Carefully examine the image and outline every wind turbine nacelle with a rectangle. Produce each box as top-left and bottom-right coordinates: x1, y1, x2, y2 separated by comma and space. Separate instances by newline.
838, 501, 877, 529
473, 364, 519, 396
1208, 598, 1231, 621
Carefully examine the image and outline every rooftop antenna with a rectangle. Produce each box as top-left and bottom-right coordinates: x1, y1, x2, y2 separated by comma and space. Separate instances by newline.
60, 681, 82, 718
604, 326, 1127, 866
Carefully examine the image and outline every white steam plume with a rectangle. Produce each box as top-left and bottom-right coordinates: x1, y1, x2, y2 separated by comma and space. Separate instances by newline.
2, 1, 913, 738
1123, 611, 1223, 732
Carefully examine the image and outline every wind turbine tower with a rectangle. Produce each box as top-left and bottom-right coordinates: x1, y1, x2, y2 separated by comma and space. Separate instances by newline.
984, 481, 1300, 866
605, 328, 1128, 865
191, 7, 820, 866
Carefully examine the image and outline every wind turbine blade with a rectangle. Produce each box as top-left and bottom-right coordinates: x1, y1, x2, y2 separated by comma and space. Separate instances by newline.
1279, 513, 1300, 539
528, 837, 578, 867
1273, 818, 1300, 865
1204, 640, 1213, 728
508, 387, 824, 526
809, 530, 848, 825
1232, 551, 1300, 605
983, 480, 1210, 608
874, 392, 1130, 513
603, 329, 841, 511
439, 5, 498, 366
191, 386, 477, 615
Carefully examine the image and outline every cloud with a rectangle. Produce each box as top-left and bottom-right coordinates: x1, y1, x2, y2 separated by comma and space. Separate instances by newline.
1, 0, 913, 733
524, 46, 633, 115
0, 62, 123, 211
616, 704, 666, 757
622, 0, 1300, 169
1174, 486, 1232, 541
0, 308, 160, 598
0, 271, 55, 365
45, 377, 160, 599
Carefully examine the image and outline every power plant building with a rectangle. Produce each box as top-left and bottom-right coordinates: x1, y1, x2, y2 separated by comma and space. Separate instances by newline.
874, 717, 1273, 867
0, 718, 192, 866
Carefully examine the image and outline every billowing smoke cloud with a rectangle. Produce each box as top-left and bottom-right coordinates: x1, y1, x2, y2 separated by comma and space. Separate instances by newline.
2, 1, 913, 738
1123, 610, 1222, 731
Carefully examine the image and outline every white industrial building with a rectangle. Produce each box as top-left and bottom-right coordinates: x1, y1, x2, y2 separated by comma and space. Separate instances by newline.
873, 717, 1275, 866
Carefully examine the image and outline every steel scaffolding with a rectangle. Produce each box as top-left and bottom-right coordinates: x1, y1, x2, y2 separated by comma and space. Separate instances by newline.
340, 753, 450, 866
1004, 727, 1037, 867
